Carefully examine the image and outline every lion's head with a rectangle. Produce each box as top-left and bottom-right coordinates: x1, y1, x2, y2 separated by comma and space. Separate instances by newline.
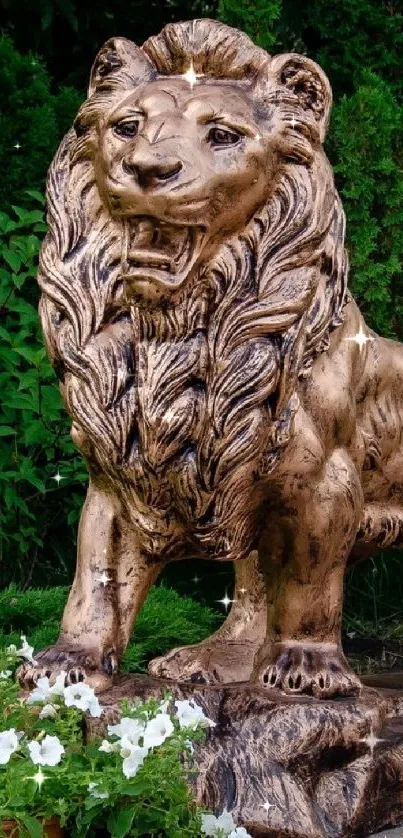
67, 20, 333, 309
39, 20, 349, 560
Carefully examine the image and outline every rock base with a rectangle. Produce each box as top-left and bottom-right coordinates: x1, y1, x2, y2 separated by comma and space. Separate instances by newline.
86, 675, 403, 838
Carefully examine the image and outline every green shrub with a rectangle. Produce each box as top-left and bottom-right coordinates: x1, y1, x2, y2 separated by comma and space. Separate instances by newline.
0, 36, 81, 210
0, 585, 221, 672
0, 201, 86, 587
328, 71, 403, 337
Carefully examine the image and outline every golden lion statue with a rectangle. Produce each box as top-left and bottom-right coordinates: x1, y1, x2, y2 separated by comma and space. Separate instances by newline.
21, 19, 403, 698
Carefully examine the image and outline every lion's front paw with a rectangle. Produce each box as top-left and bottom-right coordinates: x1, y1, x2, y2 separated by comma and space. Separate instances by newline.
18, 643, 118, 693
149, 639, 256, 685
254, 642, 362, 699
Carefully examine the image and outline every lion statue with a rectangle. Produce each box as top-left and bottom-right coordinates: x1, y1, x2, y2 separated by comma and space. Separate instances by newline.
20, 19, 403, 698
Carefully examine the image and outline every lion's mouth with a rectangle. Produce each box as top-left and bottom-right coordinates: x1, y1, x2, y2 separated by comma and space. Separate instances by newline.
121, 217, 204, 302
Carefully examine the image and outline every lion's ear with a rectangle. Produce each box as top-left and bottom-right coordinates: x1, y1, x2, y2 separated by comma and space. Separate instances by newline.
269, 53, 332, 142
88, 37, 154, 97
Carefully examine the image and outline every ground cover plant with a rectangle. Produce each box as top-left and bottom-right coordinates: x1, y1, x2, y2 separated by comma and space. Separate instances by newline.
0, 641, 251, 837
0, 585, 220, 675
1, 0, 403, 659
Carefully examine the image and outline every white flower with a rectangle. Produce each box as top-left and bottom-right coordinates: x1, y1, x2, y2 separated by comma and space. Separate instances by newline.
229, 829, 252, 838
175, 699, 216, 730
26, 677, 53, 704
201, 810, 237, 836
26, 671, 67, 706
0, 670, 12, 680
0, 729, 20, 764
185, 738, 195, 755
15, 635, 35, 663
121, 744, 149, 779
99, 739, 120, 753
39, 704, 57, 720
63, 683, 102, 717
158, 698, 170, 713
50, 671, 68, 697
27, 734, 65, 766
107, 717, 145, 745
143, 713, 174, 749
6, 644, 17, 655
88, 781, 109, 800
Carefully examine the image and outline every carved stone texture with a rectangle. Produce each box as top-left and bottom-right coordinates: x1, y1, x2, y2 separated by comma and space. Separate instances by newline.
86, 675, 403, 838
20, 19, 403, 697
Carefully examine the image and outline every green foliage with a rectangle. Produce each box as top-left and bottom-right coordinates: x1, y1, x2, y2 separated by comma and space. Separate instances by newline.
298, 0, 403, 98
0, 0, 215, 90
0, 202, 86, 587
0, 36, 81, 210
218, 0, 281, 50
328, 71, 403, 336
0, 653, 208, 837
0, 585, 221, 672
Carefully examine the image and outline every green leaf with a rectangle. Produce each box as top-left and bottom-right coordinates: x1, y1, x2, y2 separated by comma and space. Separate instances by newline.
2, 248, 21, 273
0, 425, 16, 436
107, 806, 136, 838
25, 190, 46, 205
117, 779, 150, 796
19, 815, 44, 838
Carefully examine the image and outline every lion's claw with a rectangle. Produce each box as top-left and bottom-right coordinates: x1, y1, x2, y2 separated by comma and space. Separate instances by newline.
255, 642, 362, 698
17, 643, 115, 693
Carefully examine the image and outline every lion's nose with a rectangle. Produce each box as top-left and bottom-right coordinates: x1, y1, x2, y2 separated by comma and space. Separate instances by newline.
122, 153, 182, 187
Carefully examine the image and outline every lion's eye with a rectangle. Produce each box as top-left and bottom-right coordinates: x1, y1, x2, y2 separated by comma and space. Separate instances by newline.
207, 126, 241, 146
114, 120, 139, 138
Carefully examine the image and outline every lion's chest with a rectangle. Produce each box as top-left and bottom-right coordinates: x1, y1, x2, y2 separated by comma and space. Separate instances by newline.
123, 335, 265, 559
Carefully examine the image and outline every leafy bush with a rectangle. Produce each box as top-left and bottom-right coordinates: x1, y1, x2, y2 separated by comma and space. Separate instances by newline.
0, 201, 86, 587
0, 646, 212, 838
0, 36, 81, 210
0, 585, 221, 672
329, 71, 403, 337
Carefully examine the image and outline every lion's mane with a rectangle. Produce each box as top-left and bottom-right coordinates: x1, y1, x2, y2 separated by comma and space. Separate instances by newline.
39, 20, 348, 561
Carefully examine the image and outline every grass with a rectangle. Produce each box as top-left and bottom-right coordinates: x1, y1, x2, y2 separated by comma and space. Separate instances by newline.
0, 584, 221, 672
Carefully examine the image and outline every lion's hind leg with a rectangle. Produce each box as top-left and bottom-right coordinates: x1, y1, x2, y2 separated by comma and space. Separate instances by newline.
148, 551, 267, 684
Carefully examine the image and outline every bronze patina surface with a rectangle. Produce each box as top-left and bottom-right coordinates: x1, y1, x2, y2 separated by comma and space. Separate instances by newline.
20, 20, 403, 699
85, 675, 403, 838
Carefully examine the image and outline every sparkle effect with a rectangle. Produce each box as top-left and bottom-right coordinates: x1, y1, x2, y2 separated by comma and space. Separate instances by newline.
238, 587, 247, 595
32, 768, 46, 788
262, 801, 273, 813
217, 592, 235, 611
360, 728, 384, 756
182, 62, 200, 89
289, 116, 298, 129
192, 575, 200, 584
14, 142, 21, 150
97, 571, 112, 587
51, 470, 64, 485
344, 325, 374, 351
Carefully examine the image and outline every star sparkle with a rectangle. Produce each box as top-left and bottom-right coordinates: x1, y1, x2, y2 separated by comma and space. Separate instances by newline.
51, 470, 64, 485
14, 142, 21, 150
31, 768, 46, 788
289, 116, 298, 129
238, 587, 247, 595
359, 728, 384, 756
344, 325, 374, 351
216, 592, 235, 611
97, 571, 112, 587
262, 800, 273, 813
182, 62, 199, 89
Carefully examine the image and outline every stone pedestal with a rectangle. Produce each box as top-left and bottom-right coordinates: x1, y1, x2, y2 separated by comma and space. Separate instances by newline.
86, 675, 403, 838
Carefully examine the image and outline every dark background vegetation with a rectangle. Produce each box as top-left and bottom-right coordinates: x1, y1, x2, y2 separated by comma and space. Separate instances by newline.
0, 0, 403, 633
